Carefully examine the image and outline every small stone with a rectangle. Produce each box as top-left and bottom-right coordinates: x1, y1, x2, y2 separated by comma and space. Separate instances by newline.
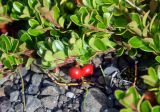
66, 92, 75, 98
35, 107, 46, 112
0, 75, 10, 86
26, 96, 42, 112
41, 96, 59, 109
92, 56, 102, 67
19, 67, 28, 77
24, 74, 31, 82
31, 64, 43, 73
10, 91, 19, 102
32, 74, 43, 87
41, 86, 60, 96
82, 88, 109, 112
27, 84, 39, 94
0, 97, 12, 112
104, 66, 120, 76
7, 108, 15, 112
55, 109, 63, 112
14, 103, 23, 112
103, 108, 119, 112
42, 79, 54, 86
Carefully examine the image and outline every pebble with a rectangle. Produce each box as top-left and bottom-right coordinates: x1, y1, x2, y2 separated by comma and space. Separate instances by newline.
30, 64, 43, 73
104, 66, 120, 76
10, 91, 20, 102
14, 103, 23, 112
82, 88, 109, 112
26, 96, 42, 112
27, 84, 39, 94
41, 86, 60, 96
32, 73, 43, 87
0, 97, 13, 112
66, 92, 75, 98
41, 96, 59, 109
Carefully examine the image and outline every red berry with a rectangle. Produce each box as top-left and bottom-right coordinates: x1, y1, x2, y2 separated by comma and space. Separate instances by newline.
82, 64, 94, 76
69, 67, 83, 79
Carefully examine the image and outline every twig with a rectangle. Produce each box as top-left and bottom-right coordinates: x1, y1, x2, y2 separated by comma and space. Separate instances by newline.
99, 65, 107, 85
137, 95, 145, 112
125, 0, 151, 20
18, 65, 26, 112
47, 73, 94, 86
133, 62, 138, 87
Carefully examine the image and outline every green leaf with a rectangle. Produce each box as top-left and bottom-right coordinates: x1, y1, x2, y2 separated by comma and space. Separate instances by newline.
70, 15, 81, 26
58, 16, 65, 28
128, 48, 137, 57
13, 2, 24, 13
43, 0, 51, 9
11, 39, 19, 53
155, 56, 160, 63
25, 58, 34, 70
117, 47, 124, 56
82, 0, 92, 8
157, 91, 160, 105
3, 60, 12, 69
128, 21, 142, 36
130, 13, 141, 25
1, 35, 12, 51
153, 33, 160, 51
120, 108, 133, 112
53, 40, 64, 51
28, 28, 45, 36
128, 36, 143, 48
28, 0, 38, 8
148, 67, 158, 81
152, 106, 160, 112
28, 19, 39, 28
141, 75, 157, 87
140, 101, 152, 112
52, 5, 60, 21
115, 90, 125, 99
143, 11, 150, 27
44, 50, 55, 61
150, 14, 157, 31
19, 31, 32, 42
94, 38, 106, 51
53, 51, 66, 60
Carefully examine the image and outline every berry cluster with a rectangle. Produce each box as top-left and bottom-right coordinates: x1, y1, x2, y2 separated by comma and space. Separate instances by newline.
69, 64, 94, 79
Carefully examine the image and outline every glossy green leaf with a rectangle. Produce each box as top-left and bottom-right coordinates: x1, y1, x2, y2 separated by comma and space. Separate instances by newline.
28, 28, 45, 36
128, 36, 143, 48
43, 0, 51, 9
28, 0, 38, 8
70, 15, 81, 26
140, 101, 152, 112
44, 50, 54, 61
94, 38, 106, 51
53, 40, 64, 51
120, 108, 133, 112
52, 5, 60, 21
25, 58, 34, 70
152, 106, 160, 112
28, 19, 39, 28
13, 2, 24, 13
155, 56, 160, 63
1, 35, 12, 51
58, 16, 65, 28
141, 75, 157, 87
20, 31, 32, 42
11, 39, 19, 53
148, 67, 158, 81
3, 60, 12, 69
117, 47, 124, 56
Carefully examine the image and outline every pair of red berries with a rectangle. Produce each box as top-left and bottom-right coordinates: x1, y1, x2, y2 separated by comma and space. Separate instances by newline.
69, 64, 94, 79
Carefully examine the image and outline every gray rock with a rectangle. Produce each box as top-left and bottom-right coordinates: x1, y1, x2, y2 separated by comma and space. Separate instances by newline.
0, 97, 13, 112
82, 88, 109, 112
32, 74, 43, 87
41, 86, 60, 96
14, 103, 23, 112
27, 84, 39, 94
7, 108, 15, 112
104, 66, 120, 76
66, 92, 75, 98
20, 67, 28, 77
103, 108, 119, 112
0, 75, 11, 86
10, 91, 19, 102
24, 74, 31, 82
41, 96, 59, 109
92, 56, 102, 67
35, 107, 46, 112
31, 64, 43, 73
55, 109, 63, 112
26, 96, 42, 112
42, 80, 54, 86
